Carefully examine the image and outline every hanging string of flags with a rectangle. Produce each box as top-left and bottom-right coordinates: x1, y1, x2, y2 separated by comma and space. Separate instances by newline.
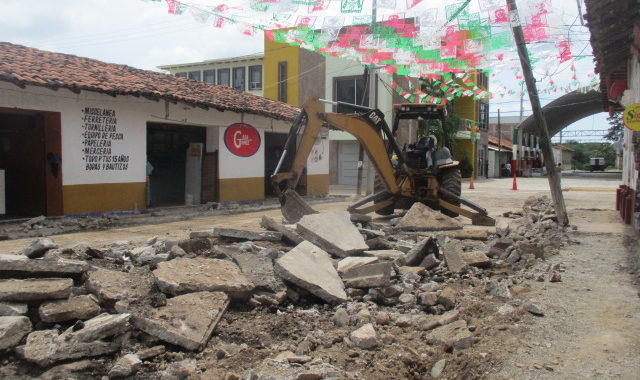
143, 0, 598, 100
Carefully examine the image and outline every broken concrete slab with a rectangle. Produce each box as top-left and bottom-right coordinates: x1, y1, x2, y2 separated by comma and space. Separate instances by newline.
189, 230, 216, 239
359, 228, 385, 239
426, 319, 473, 350
487, 280, 512, 300
337, 256, 379, 274
130, 291, 228, 351
231, 252, 285, 294
108, 354, 142, 379
39, 360, 96, 380
274, 241, 347, 304
442, 239, 468, 274
350, 323, 378, 349
62, 313, 130, 343
22, 238, 58, 258
0, 302, 27, 316
516, 242, 545, 259
16, 329, 120, 367
260, 216, 304, 245
420, 254, 440, 270
403, 237, 438, 266
399, 266, 426, 276
418, 292, 438, 306
437, 287, 458, 310
0, 254, 89, 276
39, 295, 101, 323
496, 220, 510, 237
85, 268, 154, 305
0, 316, 32, 350
213, 227, 282, 242
396, 203, 463, 231
153, 257, 255, 298
363, 249, 405, 261
0, 278, 72, 302
296, 211, 368, 257
341, 262, 392, 288
430, 229, 488, 241
136, 345, 166, 360
462, 251, 491, 268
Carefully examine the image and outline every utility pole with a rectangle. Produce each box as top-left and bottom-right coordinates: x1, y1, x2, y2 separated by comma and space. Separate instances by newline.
366, 0, 377, 195
356, 0, 377, 196
506, 0, 569, 225
498, 109, 501, 176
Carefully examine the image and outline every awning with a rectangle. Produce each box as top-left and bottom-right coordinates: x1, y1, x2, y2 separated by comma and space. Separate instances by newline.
488, 145, 511, 152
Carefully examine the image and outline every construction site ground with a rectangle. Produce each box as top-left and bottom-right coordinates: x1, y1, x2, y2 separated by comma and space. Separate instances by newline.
0, 171, 638, 379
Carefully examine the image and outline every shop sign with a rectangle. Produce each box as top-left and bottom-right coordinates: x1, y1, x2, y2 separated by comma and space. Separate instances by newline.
224, 123, 261, 157
623, 103, 640, 131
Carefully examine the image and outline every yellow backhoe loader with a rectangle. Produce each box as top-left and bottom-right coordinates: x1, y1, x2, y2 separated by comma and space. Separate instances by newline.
270, 97, 495, 226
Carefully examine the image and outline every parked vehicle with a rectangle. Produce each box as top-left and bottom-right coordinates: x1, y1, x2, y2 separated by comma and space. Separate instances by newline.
589, 157, 606, 171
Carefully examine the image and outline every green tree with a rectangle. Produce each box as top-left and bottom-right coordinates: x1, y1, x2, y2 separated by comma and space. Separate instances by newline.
604, 112, 624, 142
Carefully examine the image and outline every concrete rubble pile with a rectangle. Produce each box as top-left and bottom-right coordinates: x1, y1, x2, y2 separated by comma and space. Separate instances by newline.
0, 195, 568, 379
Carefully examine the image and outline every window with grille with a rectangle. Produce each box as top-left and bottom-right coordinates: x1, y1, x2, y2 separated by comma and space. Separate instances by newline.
188, 71, 201, 81
203, 69, 215, 84
217, 68, 230, 87
277, 62, 287, 102
233, 67, 245, 91
249, 65, 262, 90
334, 76, 368, 114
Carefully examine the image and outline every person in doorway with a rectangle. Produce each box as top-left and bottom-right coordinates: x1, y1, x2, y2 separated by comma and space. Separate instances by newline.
504, 161, 511, 177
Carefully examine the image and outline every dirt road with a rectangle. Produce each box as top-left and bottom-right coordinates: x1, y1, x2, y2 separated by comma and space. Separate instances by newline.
1, 173, 638, 379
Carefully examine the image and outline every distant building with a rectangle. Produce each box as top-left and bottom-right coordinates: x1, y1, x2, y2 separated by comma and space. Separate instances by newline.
488, 115, 543, 177
552, 144, 575, 171
158, 54, 265, 97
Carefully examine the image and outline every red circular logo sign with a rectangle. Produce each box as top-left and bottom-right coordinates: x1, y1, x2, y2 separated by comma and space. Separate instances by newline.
223, 123, 261, 157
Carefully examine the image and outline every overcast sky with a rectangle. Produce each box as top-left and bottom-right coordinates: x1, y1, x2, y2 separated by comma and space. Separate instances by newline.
0, 0, 610, 141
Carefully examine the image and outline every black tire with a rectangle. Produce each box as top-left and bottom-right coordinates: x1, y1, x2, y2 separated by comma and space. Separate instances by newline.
439, 167, 461, 217
373, 175, 395, 215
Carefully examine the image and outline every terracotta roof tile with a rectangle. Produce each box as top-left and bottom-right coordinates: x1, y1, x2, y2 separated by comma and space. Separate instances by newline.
0, 42, 299, 122
488, 135, 513, 149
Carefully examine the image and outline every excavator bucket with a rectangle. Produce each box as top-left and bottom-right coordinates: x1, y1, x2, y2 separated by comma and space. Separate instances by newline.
280, 189, 318, 223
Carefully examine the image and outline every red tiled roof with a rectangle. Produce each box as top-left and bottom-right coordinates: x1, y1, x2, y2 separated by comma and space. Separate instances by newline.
552, 144, 575, 152
488, 135, 513, 149
0, 42, 299, 122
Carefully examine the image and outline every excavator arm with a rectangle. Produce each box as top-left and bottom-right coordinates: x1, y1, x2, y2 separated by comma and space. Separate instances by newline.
271, 97, 400, 222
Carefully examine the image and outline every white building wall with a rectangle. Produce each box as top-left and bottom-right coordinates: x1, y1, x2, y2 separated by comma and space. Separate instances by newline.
324, 56, 394, 123
0, 82, 295, 186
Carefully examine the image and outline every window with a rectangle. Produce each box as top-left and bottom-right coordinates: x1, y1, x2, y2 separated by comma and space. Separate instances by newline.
232, 67, 245, 91
217, 68, 230, 87
175, 72, 187, 78
476, 71, 489, 89
478, 102, 489, 130
249, 65, 262, 90
335, 77, 368, 114
277, 62, 287, 102
203, 69, 215, 84
188, 71, 201, 81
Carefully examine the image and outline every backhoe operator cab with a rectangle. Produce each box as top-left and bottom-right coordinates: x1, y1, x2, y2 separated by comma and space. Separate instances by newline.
270, 97, 494, 226
392, 103, 456, 175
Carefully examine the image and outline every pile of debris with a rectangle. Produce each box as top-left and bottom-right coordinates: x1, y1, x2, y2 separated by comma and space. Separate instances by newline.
0, 195, 568, 379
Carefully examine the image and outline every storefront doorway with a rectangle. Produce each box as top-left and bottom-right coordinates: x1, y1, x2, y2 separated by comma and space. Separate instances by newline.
146, 123, 206, 207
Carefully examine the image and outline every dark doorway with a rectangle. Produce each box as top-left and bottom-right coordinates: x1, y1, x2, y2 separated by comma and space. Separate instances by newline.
0, 113, 46, 216
264, 132, 290, 197
147, 123, 205, 207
